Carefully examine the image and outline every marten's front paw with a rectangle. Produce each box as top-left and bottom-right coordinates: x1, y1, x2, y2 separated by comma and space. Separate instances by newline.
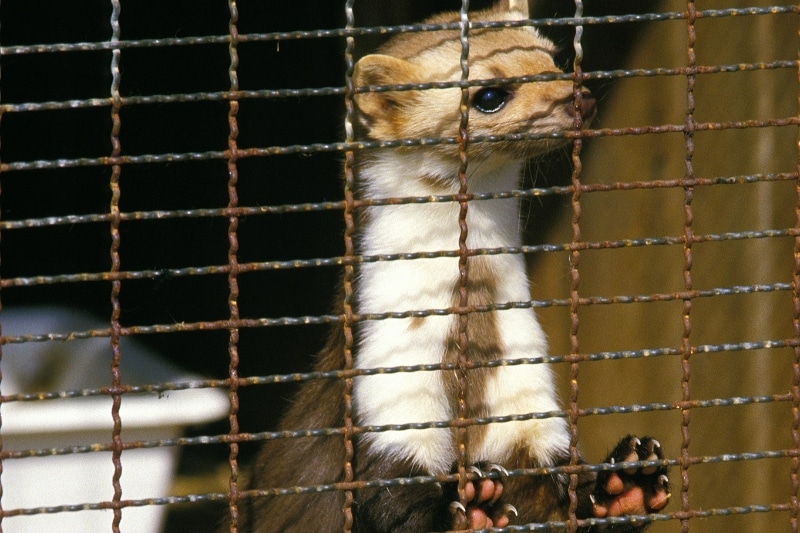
591, 435, 670, 530
449, 464, 516, 530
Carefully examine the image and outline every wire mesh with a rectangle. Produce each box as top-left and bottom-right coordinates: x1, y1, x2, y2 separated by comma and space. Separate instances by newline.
0, 1, 798, 532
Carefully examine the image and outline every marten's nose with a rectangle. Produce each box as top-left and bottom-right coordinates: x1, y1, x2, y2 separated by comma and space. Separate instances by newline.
568, 90, 596, 122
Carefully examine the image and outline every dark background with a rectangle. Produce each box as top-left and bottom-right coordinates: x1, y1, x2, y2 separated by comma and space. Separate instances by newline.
0, 1, 659, 530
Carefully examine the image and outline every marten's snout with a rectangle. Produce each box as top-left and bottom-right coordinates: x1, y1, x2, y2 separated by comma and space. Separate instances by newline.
569, 90, 597, 122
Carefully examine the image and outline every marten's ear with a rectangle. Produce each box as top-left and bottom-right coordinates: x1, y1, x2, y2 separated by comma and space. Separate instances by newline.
497, 0, 529, 17
353, 54, 420, 122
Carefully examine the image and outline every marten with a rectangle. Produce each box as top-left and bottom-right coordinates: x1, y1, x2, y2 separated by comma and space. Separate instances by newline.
231, 1, 670, 531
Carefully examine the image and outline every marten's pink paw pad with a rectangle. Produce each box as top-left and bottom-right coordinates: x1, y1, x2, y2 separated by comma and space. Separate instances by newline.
592, 435, 670, 527
449, 464, 516, 529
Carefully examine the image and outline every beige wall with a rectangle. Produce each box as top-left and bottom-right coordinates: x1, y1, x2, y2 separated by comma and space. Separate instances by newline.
532, 2, 798, 531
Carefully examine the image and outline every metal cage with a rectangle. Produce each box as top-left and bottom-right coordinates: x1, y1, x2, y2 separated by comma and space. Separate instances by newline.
0, 1, 798, 532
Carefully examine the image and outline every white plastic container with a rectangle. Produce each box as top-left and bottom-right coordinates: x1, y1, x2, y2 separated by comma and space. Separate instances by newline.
0, 308, 230, 533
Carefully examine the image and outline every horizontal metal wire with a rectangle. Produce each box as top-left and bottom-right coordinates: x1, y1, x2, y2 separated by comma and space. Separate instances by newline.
0, 496, 792, 532
237, 448, 793, 495
0, 449, 793, 528
2, 338, 795, 405
1, 390, 795, 458
1, 498, 789, 532
1, 6, 794, 57
0, 283, 794, 348
2, 116, 797, 173
2, 59, 795, 113
0, 171, 795, 231
0, 225, 796, 289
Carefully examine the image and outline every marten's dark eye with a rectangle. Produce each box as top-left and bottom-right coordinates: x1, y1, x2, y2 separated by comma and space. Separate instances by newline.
472, 87, 510, 113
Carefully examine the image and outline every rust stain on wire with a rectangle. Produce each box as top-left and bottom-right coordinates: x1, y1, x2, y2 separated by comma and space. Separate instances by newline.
1, 115, 798, 174
789, 8, 800, 532
1, 337, 796, 398
1, 395, 799, 461
679, 3, 698, 532
0, 280, 796, 348
223, 2, 243, 531
452, 0, 473, 520
107, 0, 125, 530
0, 171, 796, 233
0, 1, 5, 528
0, 489, 792, 528
2, 59, 797, 115
567, 2, 587, 530
0, 438, 795, 529
0, 6, 794, 58
0, 226, 798, 292
340, 1, 357, 530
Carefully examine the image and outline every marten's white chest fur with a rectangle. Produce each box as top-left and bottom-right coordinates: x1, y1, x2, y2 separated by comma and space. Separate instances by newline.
237, 2, 670, 532
355, 153, 564, 474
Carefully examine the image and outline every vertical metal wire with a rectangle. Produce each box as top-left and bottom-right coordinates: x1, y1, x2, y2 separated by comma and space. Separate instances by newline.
567, 2, 586, 531
0, 0, 5, 528
107, 1, 124, 531
454, 0, 472, 520
224, 1, 242, 531
790, 11, 800, 533
341, 1, 356, 531
679, 2, 698, 532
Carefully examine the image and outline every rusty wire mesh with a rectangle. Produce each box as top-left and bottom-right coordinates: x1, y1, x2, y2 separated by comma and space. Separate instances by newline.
0, 1, 798, 532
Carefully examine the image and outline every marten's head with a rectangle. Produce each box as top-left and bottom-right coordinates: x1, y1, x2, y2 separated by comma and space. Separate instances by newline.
352, 0, 595, 163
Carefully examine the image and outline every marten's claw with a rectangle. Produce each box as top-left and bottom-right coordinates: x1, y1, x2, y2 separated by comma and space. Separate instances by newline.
500, 503, 518, 519
592, 435, 670, 531
468, 465, 486, 478
449, 501, 466, 514
489, 463, 510, 477
448, 500, 468, 530
459, 463, 512, 529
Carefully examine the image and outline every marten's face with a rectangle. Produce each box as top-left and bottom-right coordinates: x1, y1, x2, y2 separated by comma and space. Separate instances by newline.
463, 39, 595, 160
353, 22, 595, 162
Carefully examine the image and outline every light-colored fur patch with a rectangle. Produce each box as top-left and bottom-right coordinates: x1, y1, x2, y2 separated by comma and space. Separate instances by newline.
353, 152, 567, 474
